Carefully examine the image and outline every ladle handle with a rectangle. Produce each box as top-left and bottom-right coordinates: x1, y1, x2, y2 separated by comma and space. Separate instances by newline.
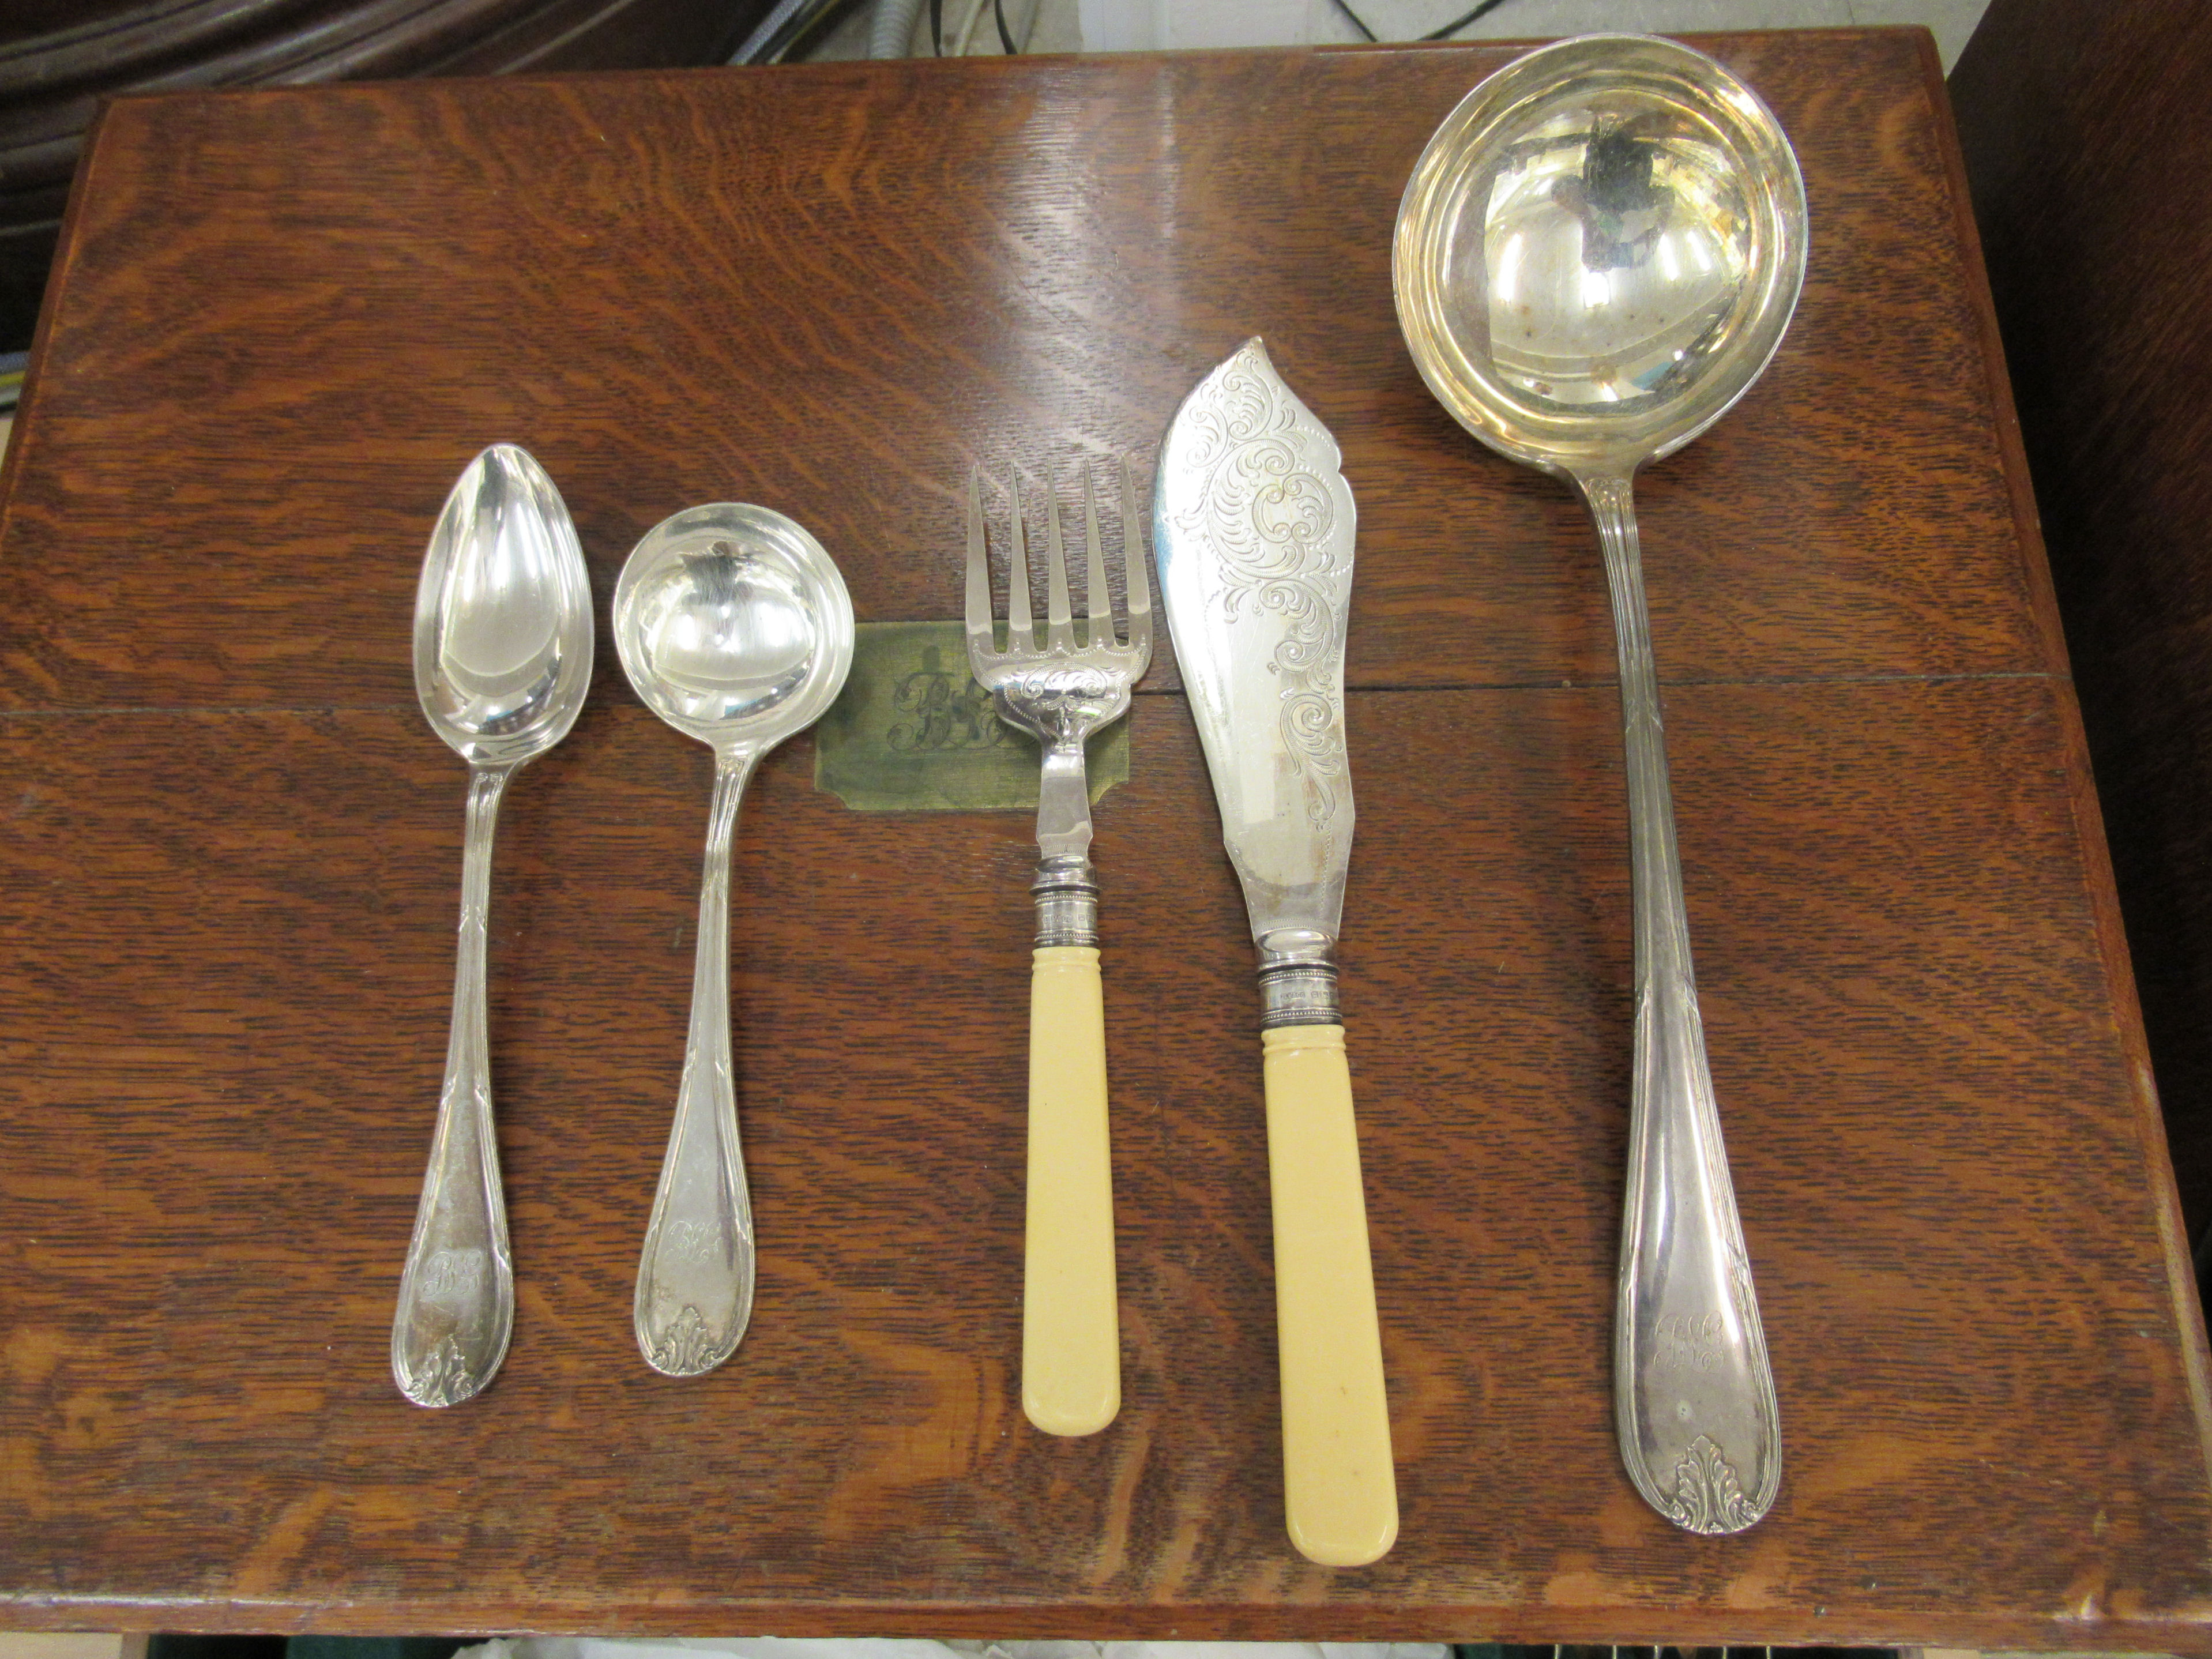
1585, 472, 1781, 1534
635, 749, 757, 1376
392, 762, 516, 1408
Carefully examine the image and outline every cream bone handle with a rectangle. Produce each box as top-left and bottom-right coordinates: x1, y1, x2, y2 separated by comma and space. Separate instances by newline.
1261, 1022, 1399, 1567
1021, 855, 1122, 1438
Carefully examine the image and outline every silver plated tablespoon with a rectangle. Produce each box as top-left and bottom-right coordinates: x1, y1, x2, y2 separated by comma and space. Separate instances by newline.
614, 503, 853, 1377
395, 443, 594, 1408
1395, 34, 1807, 1533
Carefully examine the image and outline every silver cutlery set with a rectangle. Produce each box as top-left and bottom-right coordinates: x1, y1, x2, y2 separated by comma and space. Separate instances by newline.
392, 35, 1806, 1564
396, 465, 857, 1414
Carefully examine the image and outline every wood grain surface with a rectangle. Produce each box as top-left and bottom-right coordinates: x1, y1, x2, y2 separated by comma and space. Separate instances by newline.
1, 29, 2207, 1650
1, 33, 2047, 707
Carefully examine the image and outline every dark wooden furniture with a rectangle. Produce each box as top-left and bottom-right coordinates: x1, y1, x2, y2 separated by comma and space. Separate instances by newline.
0, 0, 773, 351
1948, 0, 2212, 1265
3, 31, 2208, 1650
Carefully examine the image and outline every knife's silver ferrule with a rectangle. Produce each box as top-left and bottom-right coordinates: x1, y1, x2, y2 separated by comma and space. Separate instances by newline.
1032, 853, 1100, 949
1257, 926, 1340, 1027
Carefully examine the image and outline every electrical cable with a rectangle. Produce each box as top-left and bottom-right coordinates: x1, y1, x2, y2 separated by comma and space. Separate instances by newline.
731, 0, 817, 63
1327, 0, 1377, 41
1419, 0, 1519, 37
731, 0, 867, 62
984, 0, 1039, 52
1332, 0, 1523, 42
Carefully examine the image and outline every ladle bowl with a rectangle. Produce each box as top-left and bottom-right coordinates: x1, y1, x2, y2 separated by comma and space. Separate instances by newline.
1395, 32, 1805, 480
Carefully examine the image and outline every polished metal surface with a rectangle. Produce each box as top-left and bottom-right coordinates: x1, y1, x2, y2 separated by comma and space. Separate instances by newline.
1395, 33, 1806, 481
964, 460, 1153, 944
395, 443, 593, 1408
1153, 337, 1357, 1026
614, 503, 854, 1378
1395, 33, 1801, 1532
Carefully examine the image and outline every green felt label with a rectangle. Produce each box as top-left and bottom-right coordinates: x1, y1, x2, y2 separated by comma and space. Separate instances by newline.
812, 620, 1130, 812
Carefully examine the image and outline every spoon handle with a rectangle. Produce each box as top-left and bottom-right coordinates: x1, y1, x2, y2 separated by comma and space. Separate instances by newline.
392, 762, 517, 1408
1585, 473, 1781, 1534
635, 750, 758, 1377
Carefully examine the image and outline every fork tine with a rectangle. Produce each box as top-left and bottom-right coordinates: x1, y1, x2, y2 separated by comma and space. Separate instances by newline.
1043, 462, 1075, 652
1082, 461, 1114, 646
965, 467, 995, 662
1119, 456, 1153, 661
1007, 473, 1033, 652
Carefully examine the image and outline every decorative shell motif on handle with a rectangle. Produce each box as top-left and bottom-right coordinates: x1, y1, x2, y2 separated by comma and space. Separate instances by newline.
650, 1303, 718, 1376
405, 1336, 473, 1409
1665, 1434, 1760, 1534
1158, 339, 1356, 841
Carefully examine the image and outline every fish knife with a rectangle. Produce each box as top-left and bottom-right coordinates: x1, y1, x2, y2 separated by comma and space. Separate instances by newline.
1153, 337, 1398, 1568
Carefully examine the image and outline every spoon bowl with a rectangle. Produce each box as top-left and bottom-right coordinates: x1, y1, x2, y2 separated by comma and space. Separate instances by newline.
1395, 35, 1803, 1536
413, 446, 595, 767
614, 502, 853, 1377
1395, 32, 1805, 480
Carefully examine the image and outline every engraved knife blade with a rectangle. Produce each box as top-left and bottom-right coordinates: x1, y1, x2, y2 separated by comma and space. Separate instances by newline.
1153, 337, 1397, 1567
1154, 337, 1357, 1004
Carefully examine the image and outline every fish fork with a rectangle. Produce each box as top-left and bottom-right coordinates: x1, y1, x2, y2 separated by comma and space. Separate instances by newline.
965, 459, 1152, 1438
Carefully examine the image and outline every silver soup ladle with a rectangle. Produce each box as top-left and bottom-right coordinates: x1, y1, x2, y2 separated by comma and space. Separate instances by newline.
1395, 33, 1807, 1533
396, 443, 595, 1408
614, 503, 854, 1377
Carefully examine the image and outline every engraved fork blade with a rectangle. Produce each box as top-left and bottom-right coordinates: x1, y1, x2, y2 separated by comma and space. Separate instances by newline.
964, 458, 1150, 1437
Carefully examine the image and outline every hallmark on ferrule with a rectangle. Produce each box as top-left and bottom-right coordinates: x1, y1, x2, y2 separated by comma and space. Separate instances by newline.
1255, 927, 1340, 1026
1032, 854, 1100, 949
1258, 961, 1339, 1027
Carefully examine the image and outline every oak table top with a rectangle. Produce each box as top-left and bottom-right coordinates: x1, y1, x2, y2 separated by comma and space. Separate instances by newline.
2, 28, 2208, 1652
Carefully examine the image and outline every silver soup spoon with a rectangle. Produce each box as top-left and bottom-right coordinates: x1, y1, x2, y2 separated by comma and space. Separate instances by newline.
396, 443, 594, 1408
614, 503, 854, 1377
1395, 34, 1807, 1533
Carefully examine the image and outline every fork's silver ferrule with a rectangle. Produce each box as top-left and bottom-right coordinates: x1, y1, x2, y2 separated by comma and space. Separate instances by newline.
1032, 852, 1100, 948
1256, 927, 1340, 1028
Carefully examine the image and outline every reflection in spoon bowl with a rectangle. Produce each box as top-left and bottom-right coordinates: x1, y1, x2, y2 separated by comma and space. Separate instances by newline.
621, 544, 819, 726
1472, 107, 1750, 411
415, 446, 593, 763
615, 508, 852, 746
1400, 33, 1804, 477
613, 502, 854, 1379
